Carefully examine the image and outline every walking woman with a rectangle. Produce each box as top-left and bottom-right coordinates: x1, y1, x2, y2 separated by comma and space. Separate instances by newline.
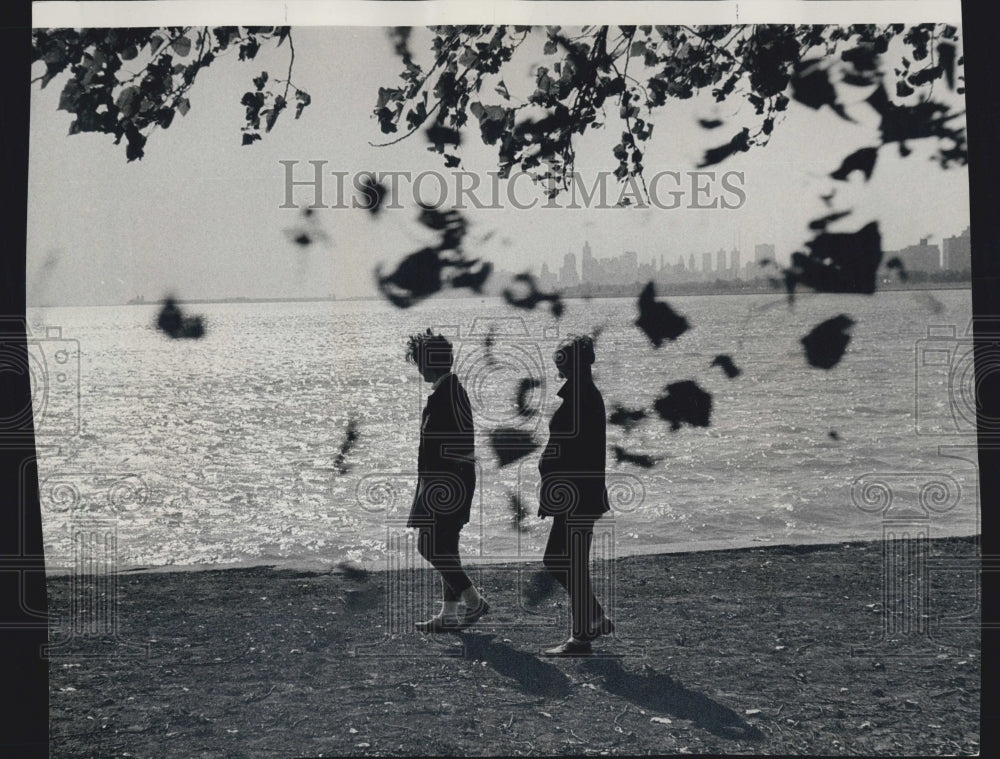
406, 329, 489, 632
538, 334, 614, 656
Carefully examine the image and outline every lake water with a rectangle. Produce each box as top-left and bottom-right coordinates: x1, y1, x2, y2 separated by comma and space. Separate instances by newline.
28, 289, 979, 572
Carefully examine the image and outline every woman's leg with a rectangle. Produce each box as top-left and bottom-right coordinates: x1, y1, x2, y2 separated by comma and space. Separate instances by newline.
418, 524, 473, 599
542, 515, 571, 593
567, 519, 604, 640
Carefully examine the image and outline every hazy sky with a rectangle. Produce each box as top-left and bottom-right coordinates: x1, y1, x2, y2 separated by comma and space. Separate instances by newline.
27, 24, 971, 305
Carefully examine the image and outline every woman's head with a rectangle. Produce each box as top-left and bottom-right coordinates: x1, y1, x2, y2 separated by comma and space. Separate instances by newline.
406, 328, 454, 382
553, 334, 595, 379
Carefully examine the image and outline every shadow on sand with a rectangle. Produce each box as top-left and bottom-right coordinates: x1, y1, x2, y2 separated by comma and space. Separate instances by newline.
458, 633, 571, 698
582, 658, 763, 741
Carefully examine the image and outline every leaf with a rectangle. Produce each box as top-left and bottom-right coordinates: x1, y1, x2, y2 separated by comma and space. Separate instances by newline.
376, 247, 446, 308
785, 222, 883, 296
489, 428, 539, 467
791, 62, 852, 121
295, 90, 312, 119
634, 281, 689, 347
808, 210, 853, 232
830, 147, 878, 182
698, 118, 724, 130
156, 297, 206, 339
653, 381, 713, 431
801, 315, 854, 369
937, 42, 956, 89
698, 127, 751, 168
609, 405, 647, 432
425, 124, 462, 150
121, 44, 138, 61
171, 35, 192, 57
502, 273, 564, 319
242, 132, 261, 146
356, 174, 387, 216
710, 355, 741, 379
115, 85, 141, 118
612, 445, 660, 469
149, 35, 165, 55
333, 418, 360, 475
57, 78, 82, 112
177, 97, 190, 116
885, 256, 908, 282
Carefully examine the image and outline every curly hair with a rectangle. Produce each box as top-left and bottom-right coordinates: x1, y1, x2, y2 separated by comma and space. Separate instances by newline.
405, 328, 454, 371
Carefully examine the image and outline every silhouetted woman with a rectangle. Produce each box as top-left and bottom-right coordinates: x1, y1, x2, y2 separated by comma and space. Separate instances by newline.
406, 329, 488, 632
538, 334, 614, 656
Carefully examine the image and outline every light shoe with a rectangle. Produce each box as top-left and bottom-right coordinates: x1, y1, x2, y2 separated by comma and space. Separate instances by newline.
415, 614, 461, 634
541, 638, 593, 657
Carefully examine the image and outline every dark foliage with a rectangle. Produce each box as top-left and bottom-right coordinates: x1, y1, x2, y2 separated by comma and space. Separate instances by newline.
357, 174, 387, 215
608, 404, 647, 432
333, 418, 360, 475
653, 380, 713, 431
808, 210, 853, 232
790, 60, 852, 121
885, 256, 908, 282
376, 207, 492, 308
489, 427, 540, 467
783, 222, 883, 298
502, 272, 564, 318
156, 297, 205, 339
612, 445, 660, 469
33, 27, 309, 159
830, 147, 878, 181
710, 355, 741, 379
635, 281, 690, 347
801, 315, 855, 369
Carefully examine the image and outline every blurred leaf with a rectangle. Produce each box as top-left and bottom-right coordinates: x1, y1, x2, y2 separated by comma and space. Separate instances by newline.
710, 355, 741, 379
830, 147, 878, 181
609, 404, 647, 432
653, 381, 712, 431
489, 428, 539, 467
171, 35, 192, 57
635, 281, 689, 347
801, 314, 855, 369
612, 445, 660, 469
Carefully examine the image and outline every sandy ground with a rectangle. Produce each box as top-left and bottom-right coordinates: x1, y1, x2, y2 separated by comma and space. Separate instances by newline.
47, 536, 979, 757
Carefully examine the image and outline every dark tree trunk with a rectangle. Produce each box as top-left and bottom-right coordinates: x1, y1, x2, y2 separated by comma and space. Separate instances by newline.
0, 4, 49, 755
963, 0, 1000, 691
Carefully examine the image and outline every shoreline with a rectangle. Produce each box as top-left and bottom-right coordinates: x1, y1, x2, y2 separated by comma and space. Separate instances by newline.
44, 531, 981, 577
48, 533, 979, 756
26, 284, 972, 310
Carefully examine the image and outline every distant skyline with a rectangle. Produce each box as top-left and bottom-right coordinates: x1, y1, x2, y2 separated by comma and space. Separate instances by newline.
27, 26, 971, 306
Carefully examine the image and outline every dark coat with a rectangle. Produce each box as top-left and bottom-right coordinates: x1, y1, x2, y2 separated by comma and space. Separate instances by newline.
407, 373, 476, 528
537, 376, 610, 519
